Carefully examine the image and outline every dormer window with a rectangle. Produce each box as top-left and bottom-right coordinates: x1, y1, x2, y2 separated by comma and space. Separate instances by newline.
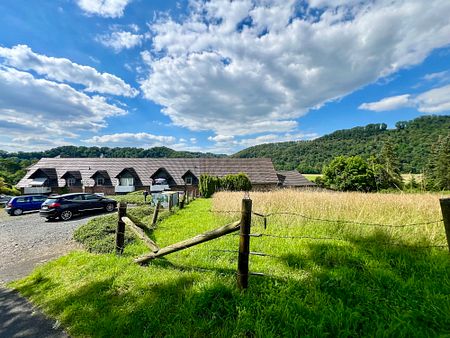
67, 178, 76, 187
96, 177, 105, 186
120, 176, 134, 186
185, 177, 193, 185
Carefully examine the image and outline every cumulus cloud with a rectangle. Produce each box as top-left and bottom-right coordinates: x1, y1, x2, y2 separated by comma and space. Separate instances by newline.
359, 84, 450, 113
84, 132, 177, 147
0, 45, 138, 97
140, 0, 450, 137
97, 31, 144, 52
0, 66, 127, 133
359, 94, 412, 112
415, 85, 450, 113
76, 0, 132, 18
207, 131, 319, 153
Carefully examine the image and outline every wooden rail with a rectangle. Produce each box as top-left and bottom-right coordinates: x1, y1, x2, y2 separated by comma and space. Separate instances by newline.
135, 220, 241, 264
122, 216, 160, 253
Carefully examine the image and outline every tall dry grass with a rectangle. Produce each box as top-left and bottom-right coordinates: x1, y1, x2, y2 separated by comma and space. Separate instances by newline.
212, 190, 447, 246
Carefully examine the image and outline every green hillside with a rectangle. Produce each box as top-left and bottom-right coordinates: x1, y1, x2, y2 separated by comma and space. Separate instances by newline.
232, 115, 450, 173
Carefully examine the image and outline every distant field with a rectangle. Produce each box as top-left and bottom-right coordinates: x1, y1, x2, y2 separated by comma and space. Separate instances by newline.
303, 174, 322, 182
10, 191, 450, 337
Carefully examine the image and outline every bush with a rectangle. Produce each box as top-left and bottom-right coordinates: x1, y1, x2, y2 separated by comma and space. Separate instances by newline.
199, 174, 222, 198
322, 156, 376, 192
199, 173, 252, 198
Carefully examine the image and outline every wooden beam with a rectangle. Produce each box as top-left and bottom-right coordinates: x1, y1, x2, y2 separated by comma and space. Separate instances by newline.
135, 220, 241, 264
151, 200, 161, 227
237, 198, 252, 290
122, 216, 160, 253
439, 198, 450, 252
115, 202, 127, 255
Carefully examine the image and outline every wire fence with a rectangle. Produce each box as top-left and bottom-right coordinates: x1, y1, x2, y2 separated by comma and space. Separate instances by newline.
207, 208, 447, 254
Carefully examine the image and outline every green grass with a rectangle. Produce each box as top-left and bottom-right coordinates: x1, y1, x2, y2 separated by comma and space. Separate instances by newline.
303, 174, 322, 182
10, 198, 450, 337
108, 191, 151, 205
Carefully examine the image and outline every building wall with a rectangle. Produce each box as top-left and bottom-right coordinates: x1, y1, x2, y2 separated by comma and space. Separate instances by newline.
251, 183, 278, 191
84, 186, 116, 195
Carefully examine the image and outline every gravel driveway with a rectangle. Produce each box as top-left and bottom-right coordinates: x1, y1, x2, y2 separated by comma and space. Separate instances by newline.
0, 209, 98, 284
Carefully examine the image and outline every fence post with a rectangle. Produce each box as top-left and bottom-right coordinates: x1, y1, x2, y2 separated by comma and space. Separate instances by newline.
116, 202, 127, 255
237, 198, 252, 290
152, 200, 161, 227
180, 194, 185, 209
439, 198, 450, 252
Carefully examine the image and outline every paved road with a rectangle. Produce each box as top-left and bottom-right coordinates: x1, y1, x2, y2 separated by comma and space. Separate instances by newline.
0, 209, 103, 337
0, 288, 68, 338
0, 210, 97, 284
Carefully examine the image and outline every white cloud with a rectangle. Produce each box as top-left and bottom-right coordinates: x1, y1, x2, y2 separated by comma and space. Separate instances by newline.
206, 131, 319, 154
0, 45, 138, 97
423, 71, 450, 82
359, 84, 450, 113
208, 135, 235, 142
0, 137, 72, 152
76, 0, 132, 18
0, 66, 127, 133
359, 94, 411, 112
84, 132, 177, 147
97, 31, 144, 52
140, 0, 450, 137
415, 85, 450, 113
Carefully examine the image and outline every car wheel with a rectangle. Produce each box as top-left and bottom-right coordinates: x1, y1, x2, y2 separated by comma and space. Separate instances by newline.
105, 203, 115, 212
13, 208, 23, 216
60, 210, 73, 221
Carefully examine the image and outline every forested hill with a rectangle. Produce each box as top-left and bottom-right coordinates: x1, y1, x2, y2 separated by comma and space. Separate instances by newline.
232, 115, 450, 173
0, 146, 224, 161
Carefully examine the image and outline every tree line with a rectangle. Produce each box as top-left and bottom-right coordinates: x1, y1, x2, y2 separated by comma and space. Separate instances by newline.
233, 115, 450, 174
316, 135, 450, 192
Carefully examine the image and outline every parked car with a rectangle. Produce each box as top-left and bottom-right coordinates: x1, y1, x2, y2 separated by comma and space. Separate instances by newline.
0, 195, 13, 207
5, 195, 48, 216
40, 193, 117, 221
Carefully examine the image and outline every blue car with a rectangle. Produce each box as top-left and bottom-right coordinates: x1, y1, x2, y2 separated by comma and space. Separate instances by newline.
5, 195, 49, 216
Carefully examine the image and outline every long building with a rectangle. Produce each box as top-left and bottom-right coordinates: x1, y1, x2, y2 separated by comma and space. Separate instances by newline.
16, 157, 315, 195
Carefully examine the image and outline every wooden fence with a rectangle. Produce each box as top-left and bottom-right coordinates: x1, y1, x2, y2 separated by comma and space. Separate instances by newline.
116, 197, 450, 290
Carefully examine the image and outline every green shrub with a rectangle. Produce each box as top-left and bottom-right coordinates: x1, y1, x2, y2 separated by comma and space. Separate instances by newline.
322, 156, 376, 192
199, 173, 252, 197
199, 174, 221, 198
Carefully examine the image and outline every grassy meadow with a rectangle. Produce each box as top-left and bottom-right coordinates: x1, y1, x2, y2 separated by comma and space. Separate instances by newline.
10, 190, 450, 337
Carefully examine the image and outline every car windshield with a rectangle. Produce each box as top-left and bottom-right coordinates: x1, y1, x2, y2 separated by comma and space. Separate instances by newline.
44, 198, 59, 204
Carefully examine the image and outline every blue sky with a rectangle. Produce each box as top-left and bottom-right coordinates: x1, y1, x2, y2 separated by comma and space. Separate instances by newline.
0, 0, 449, 154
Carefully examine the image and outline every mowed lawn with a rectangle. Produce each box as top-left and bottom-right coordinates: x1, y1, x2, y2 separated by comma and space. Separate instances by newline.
10, 192, 450, 337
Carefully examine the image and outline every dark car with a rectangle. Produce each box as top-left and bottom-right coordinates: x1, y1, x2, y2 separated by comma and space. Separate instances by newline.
5, 195, 48, 216
40, 193, 117, 221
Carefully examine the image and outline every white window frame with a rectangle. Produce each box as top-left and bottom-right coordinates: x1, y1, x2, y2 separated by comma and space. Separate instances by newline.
120, 177, 134, 186
185, 177, 193, 185
67, 178, 76, 187
96, 177, 105, 186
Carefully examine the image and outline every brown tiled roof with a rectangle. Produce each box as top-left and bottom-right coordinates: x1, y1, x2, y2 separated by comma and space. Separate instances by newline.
277, 171, 316, 187
16, 158, 279, 188
60, 170, 82, 180
90, 170, 109, 179
29, 168, 58, 180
